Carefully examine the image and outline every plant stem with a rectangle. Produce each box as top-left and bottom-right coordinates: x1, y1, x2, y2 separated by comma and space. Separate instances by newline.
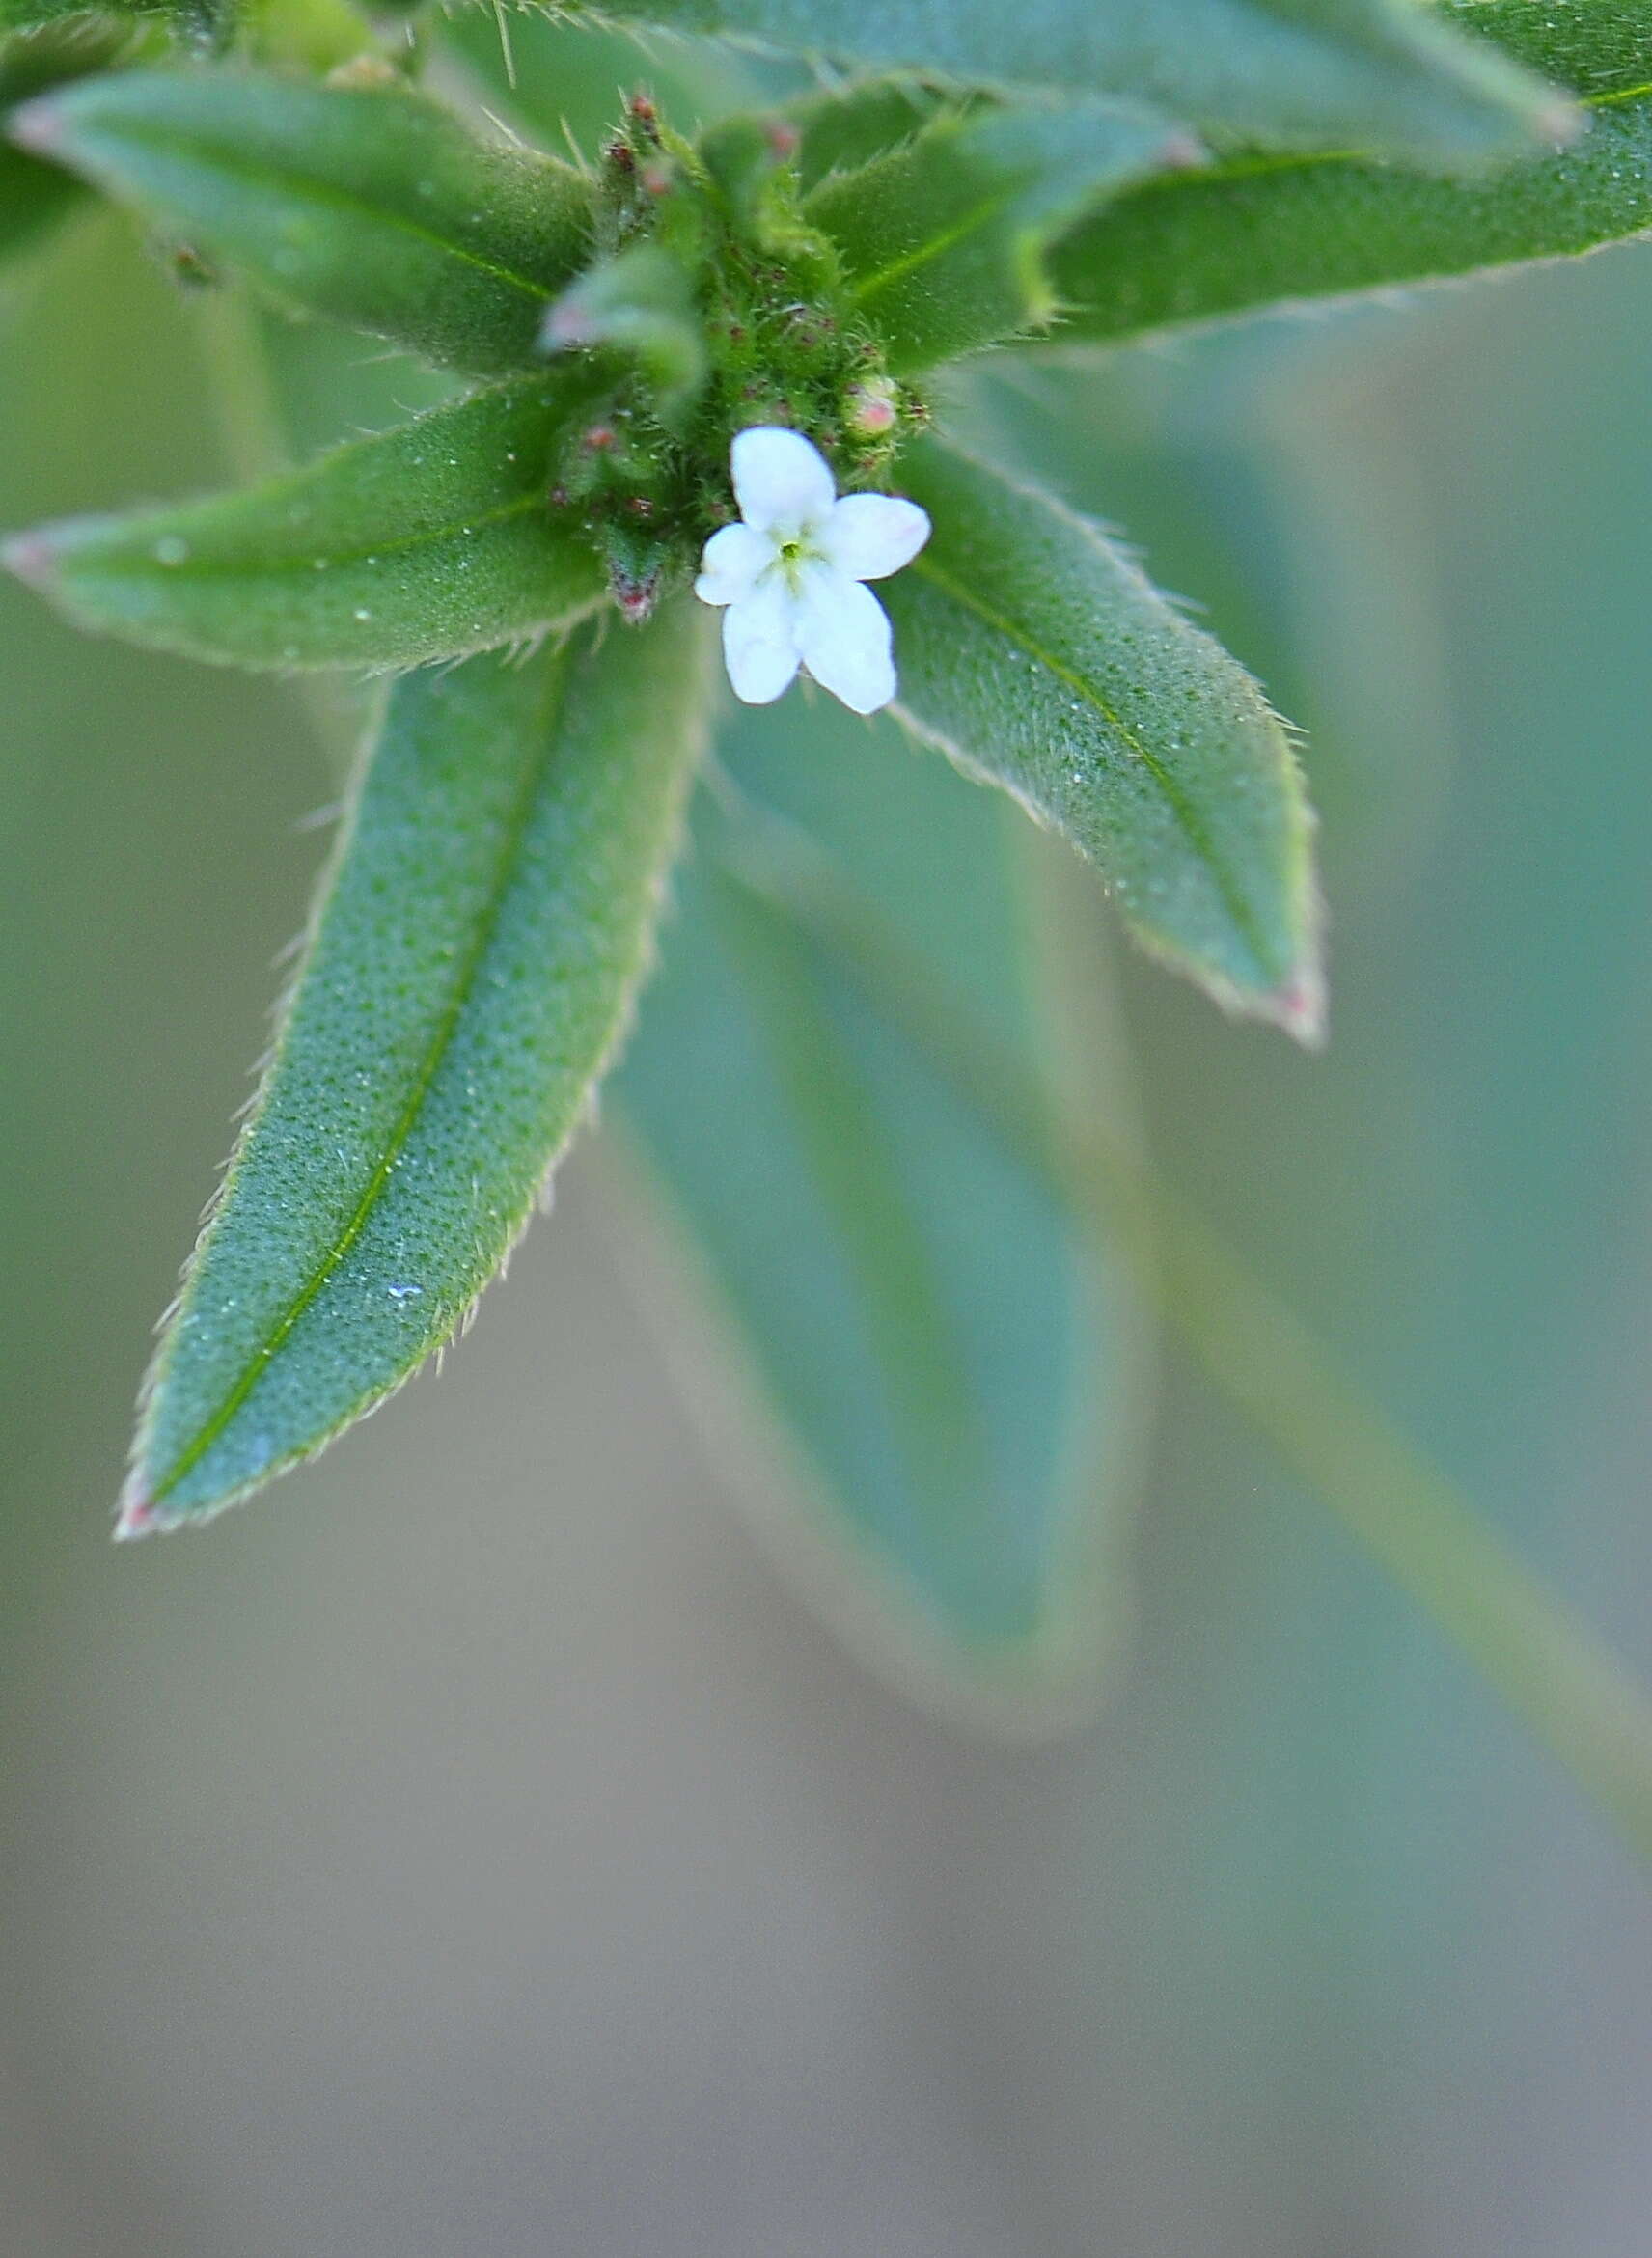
713, 805, 1652, 1868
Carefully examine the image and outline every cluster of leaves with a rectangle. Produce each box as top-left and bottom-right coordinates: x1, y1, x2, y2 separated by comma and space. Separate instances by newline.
3, 0, 1651, 1705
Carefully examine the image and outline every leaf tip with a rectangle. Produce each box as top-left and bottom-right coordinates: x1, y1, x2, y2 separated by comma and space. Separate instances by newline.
2, 529, 60, 593
113, 1488, 163, 1543
1157, 129, 1206, 175
1268, 964, 1328, 1051
540, 296, 590, 351
1534, 95, 1585, 152
7, 96, 66, 161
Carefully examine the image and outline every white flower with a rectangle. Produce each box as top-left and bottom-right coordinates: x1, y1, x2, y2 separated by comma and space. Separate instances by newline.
694, 426, 931, 716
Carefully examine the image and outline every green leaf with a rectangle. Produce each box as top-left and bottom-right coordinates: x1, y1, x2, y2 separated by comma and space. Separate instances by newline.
0, 0, 184, 30
437, 3, 775, 161
120, 605, 713, 1532
806, 96, 1186, 372
616, 693, 1150, 1713
1047, 1, 1652, 346
8, 68, 595, 372
884, 436, 1322, 1036
3, 374, 609, 670
692, 105, 794, 225
0, 22, 135, 267
528, 0, 1573, 163
0, 122, 80, 258
543, 240, 707, 421
788, 73, 962, 192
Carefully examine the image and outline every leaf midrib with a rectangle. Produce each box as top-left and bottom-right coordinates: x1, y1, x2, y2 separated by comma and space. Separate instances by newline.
89, 113, 572, 306
839, 180, 1027, 305
149, 658, 571, 1504
83, 486, 555, 581
1104, 70, 1652, 207
906, 550, 1280, 978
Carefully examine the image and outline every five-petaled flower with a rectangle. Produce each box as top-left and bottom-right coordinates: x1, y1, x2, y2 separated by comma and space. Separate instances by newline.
694, 427, 931, 715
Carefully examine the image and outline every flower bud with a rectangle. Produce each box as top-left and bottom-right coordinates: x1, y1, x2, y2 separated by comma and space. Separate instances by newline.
845, 377, 899, 438
600, 522, 666, 623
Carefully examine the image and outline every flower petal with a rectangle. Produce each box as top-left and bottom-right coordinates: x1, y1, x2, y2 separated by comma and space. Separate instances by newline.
794, 568, 896, 715
694, 521, 773, 606
730, 426, 837, 537
723, 578, 802, 705
820, 493, 931, 582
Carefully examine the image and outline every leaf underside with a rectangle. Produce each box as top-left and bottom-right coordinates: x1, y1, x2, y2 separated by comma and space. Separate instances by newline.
618, 691, 1151, 1711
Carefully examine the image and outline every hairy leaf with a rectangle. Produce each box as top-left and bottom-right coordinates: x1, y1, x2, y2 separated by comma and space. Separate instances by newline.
617, 694, 1150, 1711
3, 376, 608, 670
438, 3, 773, 158
543, 241, 707, 420
884, 437, 1321, 1036
807, 96, 1185, 371
8, 68, 594, 372
120, 607, 712, 1531
531, 0, 1571, 163
0, 0, 185, 28
0, 22, 134, 266
789, 74, 962, 191
0, 123, 79, 257
1049, 0, 1652, 346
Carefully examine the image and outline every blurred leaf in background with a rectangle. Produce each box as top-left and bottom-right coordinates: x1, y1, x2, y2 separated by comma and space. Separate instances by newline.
616, 690, 1153, 1718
